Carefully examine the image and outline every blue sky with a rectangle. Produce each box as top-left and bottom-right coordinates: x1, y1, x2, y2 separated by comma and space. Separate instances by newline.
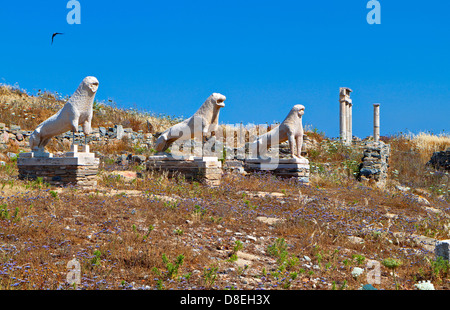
0, 0, 449, 138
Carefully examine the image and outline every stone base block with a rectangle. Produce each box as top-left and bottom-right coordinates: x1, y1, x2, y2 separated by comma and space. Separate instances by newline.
435, 240, 450, 261
17, 150, 99, 188
244, 157, 310, 184
146, 154, 222, 186
358, 141, 390, 184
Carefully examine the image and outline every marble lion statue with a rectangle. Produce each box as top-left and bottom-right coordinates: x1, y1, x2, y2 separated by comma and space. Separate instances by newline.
250, 104, 305, 158
29, 76, 99, 152
154, 93, 226, 153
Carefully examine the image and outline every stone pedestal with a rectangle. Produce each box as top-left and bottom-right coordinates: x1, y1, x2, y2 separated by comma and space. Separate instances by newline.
17, 145, 99, 188
146, 154, 222, 186
243, 157, 310, 184
435, 240, 450, 261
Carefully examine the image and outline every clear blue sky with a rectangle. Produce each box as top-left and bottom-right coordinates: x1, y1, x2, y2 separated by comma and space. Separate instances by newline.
0, 0, 449, 138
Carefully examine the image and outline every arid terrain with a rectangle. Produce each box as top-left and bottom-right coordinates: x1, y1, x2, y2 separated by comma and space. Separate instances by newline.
0, 84, 449, 290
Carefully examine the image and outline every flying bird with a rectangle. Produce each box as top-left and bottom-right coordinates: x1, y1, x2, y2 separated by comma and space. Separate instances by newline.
51, 32, 64, 45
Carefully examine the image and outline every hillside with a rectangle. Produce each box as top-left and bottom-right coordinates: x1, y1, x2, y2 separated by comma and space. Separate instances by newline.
0, 84, 449, 291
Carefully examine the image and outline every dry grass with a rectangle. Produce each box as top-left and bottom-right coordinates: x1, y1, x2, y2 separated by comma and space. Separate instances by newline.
0, 85, 178, 134
0, 163, 449, 290
385, 134, 449, 198
410, 132, 450, 161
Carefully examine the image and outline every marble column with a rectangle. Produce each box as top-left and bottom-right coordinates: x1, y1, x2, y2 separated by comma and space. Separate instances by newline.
373, 103, 380, 142
347, 102, 353, 144
339, 87, 352, 145
340, 97, 347, 142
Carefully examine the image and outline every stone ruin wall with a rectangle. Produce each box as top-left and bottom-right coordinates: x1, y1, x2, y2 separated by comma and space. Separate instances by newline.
428, 148, 450, 171
358, 141, 391, 184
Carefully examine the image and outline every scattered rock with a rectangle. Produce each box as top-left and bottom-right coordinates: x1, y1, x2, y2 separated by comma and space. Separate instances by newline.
1, 132, 9, 144
412, 194, 430, 206
235, 251, 260, 268
256, 216, 284, 226
392, 232, 436, 252
427, 149, 450, 171
396, 184, 411, 192
423, 206, 442, 214
110, 171, 137, 182
348, 236, 364, 244
99, 127, 107, 136
6, 152, 17, 160
9, 124, 20, 131
385, 213, 399, 220
239, 191, 285, 199
116, 125, 124, 140
131, 155, 147, 164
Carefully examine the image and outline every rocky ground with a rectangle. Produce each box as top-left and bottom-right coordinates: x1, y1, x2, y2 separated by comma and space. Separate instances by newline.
1, 164, 449, 290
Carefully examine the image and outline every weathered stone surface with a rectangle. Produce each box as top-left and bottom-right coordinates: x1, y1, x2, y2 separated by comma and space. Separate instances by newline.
358, 141, 390, 184
243, 157, 310, 183
99, 127, 107, 136
115, 125, 124, 140
15, 133, 24, 141
435, 240, 450, 261
146, 155, 222, 186
391, 232, 436, 252
131, 155, 147, 164
17, 150, 99, 188
428, 149, 450, 171
256, 216, 285, 226
10, 124, 21, 132
223, 159, 245, 174
339, 87, 353, 145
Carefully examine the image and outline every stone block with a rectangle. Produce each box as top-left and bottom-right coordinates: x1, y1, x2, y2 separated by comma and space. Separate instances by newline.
15, 133, 24, 141
358, 141, 390, 184
428, 149, 450, 171
10, 124, 21, 132
99, 127, 107, 136
1, 132, 9, 144
435, 240, 450, 261
243, 157, 310, 184
146, 155, 222, 186
115, 125, 124, 140
131, 155, 147, 164
17, 149, 99, 188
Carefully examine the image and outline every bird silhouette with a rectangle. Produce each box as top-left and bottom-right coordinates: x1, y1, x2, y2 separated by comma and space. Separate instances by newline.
51, 33, 64, 45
